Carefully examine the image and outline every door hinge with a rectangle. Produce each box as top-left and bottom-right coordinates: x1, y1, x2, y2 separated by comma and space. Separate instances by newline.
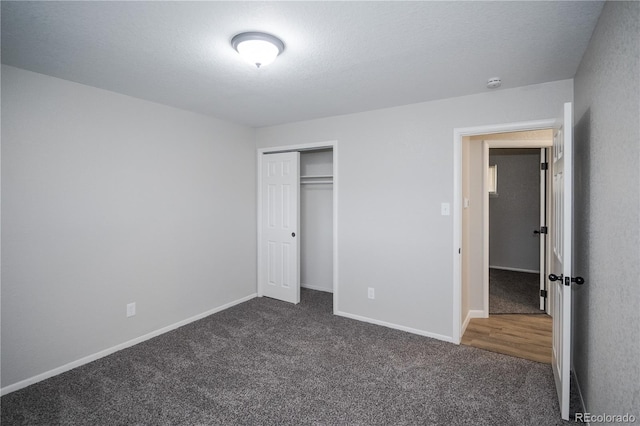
541, 162, 549, 170
540, 290, 548, 298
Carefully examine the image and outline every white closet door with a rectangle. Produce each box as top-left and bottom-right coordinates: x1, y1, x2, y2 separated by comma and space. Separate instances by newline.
260, 152, 300, 304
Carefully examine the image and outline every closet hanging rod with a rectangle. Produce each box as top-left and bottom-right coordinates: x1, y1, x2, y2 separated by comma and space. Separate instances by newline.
300, 181, 333, 185
300, 174, 333, 179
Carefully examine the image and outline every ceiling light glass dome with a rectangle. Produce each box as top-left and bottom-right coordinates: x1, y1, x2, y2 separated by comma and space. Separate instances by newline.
231, 32, 285, 68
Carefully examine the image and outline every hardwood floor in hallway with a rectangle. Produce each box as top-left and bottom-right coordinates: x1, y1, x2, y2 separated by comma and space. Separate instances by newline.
461, 314, 552, 364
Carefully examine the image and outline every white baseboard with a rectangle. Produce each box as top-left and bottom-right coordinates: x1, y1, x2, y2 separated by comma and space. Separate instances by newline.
461, 309, 486, 337
489, 265, 540, 274
301, 283, 333, 293
1, 293, 257, 396
334, 310, 455, 344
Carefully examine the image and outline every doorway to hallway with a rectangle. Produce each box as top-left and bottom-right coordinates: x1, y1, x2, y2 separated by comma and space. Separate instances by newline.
461, 132, 552, 363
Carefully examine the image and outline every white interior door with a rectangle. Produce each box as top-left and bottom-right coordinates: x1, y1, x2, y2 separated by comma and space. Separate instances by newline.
550, 102, 573, 420
260, 152, 300, 304
539, 148, 547, 310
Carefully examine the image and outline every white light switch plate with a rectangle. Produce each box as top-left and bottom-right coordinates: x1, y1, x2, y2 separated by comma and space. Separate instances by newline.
441, 202, 450, 216
126, 302, 136, 317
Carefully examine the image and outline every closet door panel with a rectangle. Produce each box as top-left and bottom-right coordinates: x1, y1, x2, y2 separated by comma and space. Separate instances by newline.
260, 152, 300, 304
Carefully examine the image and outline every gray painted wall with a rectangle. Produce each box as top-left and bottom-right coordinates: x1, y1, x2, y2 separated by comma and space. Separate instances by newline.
489, 149, 541, 272
573, 0, 640, 417
1, 66, 257, 388
256, 79, 573, 338
0, 66, 582, 396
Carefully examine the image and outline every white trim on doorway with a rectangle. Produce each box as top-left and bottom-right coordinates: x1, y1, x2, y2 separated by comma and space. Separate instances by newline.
257, 140, 339, 313
462, 309, 485, 337
452, 120, 555, 344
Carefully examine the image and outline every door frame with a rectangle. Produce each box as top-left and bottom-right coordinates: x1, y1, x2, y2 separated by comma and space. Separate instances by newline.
481, 140, 552, 318
453, 119, 555, 343
257, 140, 338, 312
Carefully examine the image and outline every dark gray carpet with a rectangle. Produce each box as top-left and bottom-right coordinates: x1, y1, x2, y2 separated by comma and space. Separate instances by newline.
490, 268, 543, 314
2, 289, 575, 425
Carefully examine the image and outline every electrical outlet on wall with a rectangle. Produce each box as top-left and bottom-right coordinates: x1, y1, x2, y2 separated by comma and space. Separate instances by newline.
368, 287, 375, 299
126, 302, 136, 317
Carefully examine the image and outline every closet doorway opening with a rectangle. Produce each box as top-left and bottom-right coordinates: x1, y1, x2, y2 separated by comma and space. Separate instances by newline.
300, 149, 334, 294
257, 141, 338, 313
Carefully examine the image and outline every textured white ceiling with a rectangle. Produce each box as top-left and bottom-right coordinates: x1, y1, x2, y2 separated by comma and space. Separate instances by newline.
1, 1, 604, 127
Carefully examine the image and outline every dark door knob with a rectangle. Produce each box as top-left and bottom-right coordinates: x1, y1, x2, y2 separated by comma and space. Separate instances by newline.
549, 273, 585, 285
291, 232, 296, 237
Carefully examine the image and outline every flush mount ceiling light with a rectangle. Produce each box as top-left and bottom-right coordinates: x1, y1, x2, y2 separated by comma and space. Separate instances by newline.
231, 32, 285, 68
